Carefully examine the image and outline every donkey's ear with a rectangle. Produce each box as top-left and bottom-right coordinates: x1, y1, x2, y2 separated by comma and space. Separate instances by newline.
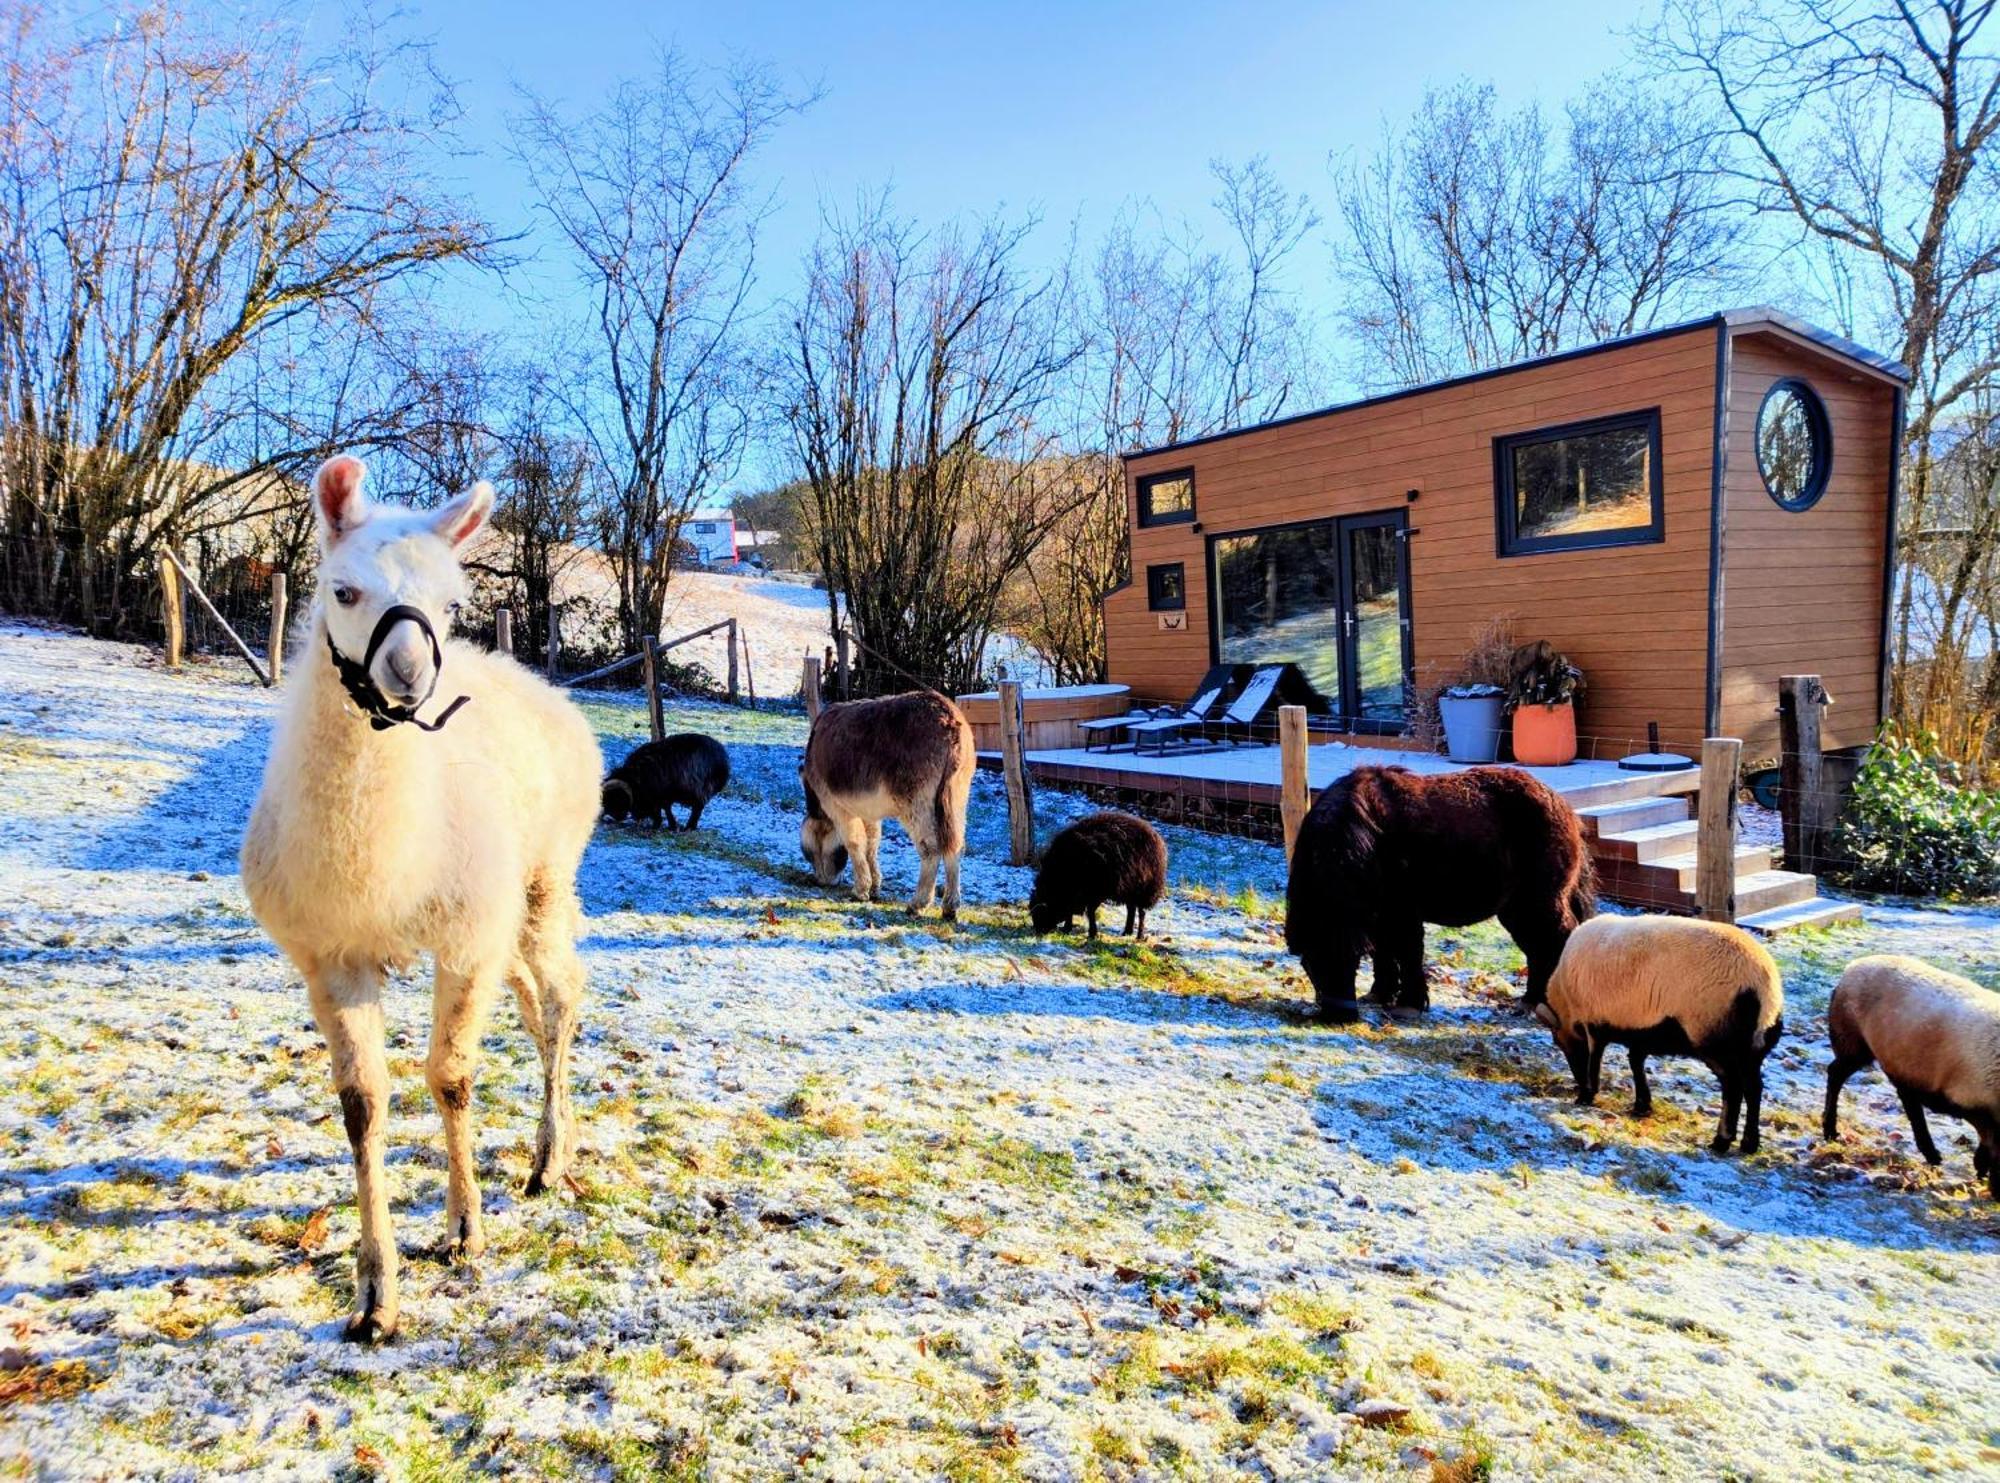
312, 456, 369, 545
432, 480, 494, 550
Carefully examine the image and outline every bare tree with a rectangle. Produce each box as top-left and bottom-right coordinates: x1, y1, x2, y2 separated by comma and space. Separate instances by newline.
514, 54, 801, 656
0, 4, 494, 631
1333, 80, 1744, 389
1021, 159, 1319, 683
1647, 0, 2000, 746
781, 202, 1088, 694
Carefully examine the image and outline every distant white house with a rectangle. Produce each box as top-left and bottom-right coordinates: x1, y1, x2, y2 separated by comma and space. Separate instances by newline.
679, 510, 738, 565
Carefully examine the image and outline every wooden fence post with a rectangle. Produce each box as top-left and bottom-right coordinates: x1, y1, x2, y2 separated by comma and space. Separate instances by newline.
835, 630, 850, 699
162, 551, 269, 686
803, 656, 823, 721
1278, 704, 1310, 862
495, 607, 513, 657
642, 635, 665, 742
1777, 674, 1829, 872
160, 556, 185, 670
267, 572, 287, 686
742, 629, 758, 707
998, 677, 1036, 865
1697, 736, 1743, 923
545, 607, 561, 681
726, 618, 740, 704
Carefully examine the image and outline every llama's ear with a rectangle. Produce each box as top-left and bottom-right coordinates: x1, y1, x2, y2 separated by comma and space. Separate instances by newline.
312, 456, 369, 545
432, 480, 494, 550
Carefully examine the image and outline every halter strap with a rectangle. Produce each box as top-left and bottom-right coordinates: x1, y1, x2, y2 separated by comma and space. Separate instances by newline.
325, 604, 471, 733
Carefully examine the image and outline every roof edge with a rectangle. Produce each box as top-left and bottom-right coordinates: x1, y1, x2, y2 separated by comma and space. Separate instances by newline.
1123, 309, 1908, 463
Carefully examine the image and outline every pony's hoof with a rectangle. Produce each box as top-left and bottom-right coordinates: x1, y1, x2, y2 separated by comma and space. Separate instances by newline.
1739, 1138, 1761, 1157
1708, 1136, 1733, 1155
1317, 1001, 1361, 1026
342, 1309, 397, 1345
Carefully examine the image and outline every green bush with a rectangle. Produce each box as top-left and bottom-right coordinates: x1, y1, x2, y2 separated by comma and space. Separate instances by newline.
1827, 730, 2000, 900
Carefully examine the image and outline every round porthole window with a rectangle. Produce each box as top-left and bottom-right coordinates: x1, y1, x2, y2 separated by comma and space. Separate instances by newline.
1756, 379, 1832, 511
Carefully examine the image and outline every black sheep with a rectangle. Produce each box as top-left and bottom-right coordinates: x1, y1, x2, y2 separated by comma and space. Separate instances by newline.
601, 734, 731, 830
1029, 811, 1167, 940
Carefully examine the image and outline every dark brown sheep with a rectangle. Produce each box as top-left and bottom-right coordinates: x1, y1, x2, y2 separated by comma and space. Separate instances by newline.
1285, 765, 1595, 1024
1029, 811, 1168, 940
602, 734, 731, 830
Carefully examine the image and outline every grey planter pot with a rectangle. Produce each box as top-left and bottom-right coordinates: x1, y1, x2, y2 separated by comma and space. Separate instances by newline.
1439, 694, 1505, 763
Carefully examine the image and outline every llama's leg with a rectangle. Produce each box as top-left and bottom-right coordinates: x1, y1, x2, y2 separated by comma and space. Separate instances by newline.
306, 964, 399, 1343
427, 965, 496, 1259
520, 882, 586, 1195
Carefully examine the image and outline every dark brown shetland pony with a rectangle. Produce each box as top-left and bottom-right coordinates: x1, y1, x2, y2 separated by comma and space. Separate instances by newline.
1284, 765, 1595, 1024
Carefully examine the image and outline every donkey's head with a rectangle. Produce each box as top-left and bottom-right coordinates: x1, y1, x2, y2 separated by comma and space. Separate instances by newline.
312, 455, 491, 725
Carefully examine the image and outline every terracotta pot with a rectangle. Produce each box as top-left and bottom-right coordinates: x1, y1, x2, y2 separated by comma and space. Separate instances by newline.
1511, 701, 1578, 766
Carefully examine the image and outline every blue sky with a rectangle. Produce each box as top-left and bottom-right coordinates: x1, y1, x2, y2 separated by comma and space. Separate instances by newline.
421, 1, 1654, 305
399, 0, 1661, 483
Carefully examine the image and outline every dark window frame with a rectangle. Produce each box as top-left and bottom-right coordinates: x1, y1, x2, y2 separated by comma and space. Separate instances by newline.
1136, 467, 1197, 528
1493, 407, 1666, 557
1755, 377, 1834, 512
1145, 561, 1186, 611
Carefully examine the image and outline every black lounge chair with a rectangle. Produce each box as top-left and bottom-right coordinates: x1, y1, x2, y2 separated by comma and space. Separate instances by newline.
1078, 664, 1241, 752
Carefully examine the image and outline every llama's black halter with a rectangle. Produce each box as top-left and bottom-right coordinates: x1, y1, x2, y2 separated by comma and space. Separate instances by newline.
325, 604, 470, 733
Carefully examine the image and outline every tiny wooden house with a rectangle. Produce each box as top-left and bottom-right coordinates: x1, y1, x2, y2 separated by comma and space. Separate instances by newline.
1106, 309, 1906, 761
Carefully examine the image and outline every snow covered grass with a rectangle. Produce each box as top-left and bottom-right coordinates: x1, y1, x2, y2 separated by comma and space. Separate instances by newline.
2, 621, 1998, 1480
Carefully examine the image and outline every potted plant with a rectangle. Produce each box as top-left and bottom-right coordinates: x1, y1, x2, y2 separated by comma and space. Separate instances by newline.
1410, 618, 1516, 763
1439, 682, 1507, 763
1507, 641, 1586, 766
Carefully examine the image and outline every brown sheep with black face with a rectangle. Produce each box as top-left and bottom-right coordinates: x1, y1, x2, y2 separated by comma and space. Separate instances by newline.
1029, 811, 1167, 940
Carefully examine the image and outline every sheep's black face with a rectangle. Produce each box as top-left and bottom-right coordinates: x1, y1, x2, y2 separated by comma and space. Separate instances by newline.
1028, 890, 1062, 934
601, 780, 633, 821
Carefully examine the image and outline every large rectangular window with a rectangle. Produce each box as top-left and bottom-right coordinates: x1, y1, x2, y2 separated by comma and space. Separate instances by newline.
1495, 409, 1663, 556
1137, 468, 1195, 527
1211, 520, 1344, 707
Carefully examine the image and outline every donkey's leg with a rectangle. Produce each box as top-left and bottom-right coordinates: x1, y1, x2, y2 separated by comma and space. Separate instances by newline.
906, 811, 940, 915
427, 965, 497, 1259
306, 963, 399, 1343
845, 816, 877, 902
520, 881, 587, 1195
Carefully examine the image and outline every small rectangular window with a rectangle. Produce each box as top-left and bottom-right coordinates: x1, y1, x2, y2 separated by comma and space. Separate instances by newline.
1146, 562, 1186, 611
1137, 469, 1196, 527
1495, 409, 1664, 556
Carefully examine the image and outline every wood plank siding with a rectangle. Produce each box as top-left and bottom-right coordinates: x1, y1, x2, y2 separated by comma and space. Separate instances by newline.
1109, 324, 1725, 757
1717, 328, 1898, 759
1106, 315, 1902, 765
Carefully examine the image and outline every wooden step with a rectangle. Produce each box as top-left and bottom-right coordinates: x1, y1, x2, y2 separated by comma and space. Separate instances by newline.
1739, 897, 1865, 935
1652, 844, 1777, 890
1593, 820, 1699, 862
1731, 870, 1822, 916
1577, 797, 1691, 838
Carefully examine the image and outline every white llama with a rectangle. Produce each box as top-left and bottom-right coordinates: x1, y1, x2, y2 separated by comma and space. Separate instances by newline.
242, 455, 601, 1343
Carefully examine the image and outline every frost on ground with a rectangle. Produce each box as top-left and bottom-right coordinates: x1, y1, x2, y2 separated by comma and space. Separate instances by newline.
1, 621, 1997, 1481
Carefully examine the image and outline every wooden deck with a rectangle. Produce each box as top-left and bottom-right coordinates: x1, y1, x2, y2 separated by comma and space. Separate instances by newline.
983, 741, 1703, 814
980, 741, 1851, 926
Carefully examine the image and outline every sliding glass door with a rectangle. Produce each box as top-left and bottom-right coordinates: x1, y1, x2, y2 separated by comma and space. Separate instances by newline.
1209, 510, 1412, 732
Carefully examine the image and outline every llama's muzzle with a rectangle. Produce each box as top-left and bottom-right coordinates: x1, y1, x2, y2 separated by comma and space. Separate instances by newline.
327, 604, 470, 733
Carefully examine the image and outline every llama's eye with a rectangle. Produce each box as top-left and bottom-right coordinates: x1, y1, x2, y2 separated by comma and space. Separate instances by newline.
333, 585, 359, 607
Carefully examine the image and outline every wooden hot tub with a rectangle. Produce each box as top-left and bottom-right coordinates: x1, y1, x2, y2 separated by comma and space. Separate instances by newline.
955, 683, 1132, 752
